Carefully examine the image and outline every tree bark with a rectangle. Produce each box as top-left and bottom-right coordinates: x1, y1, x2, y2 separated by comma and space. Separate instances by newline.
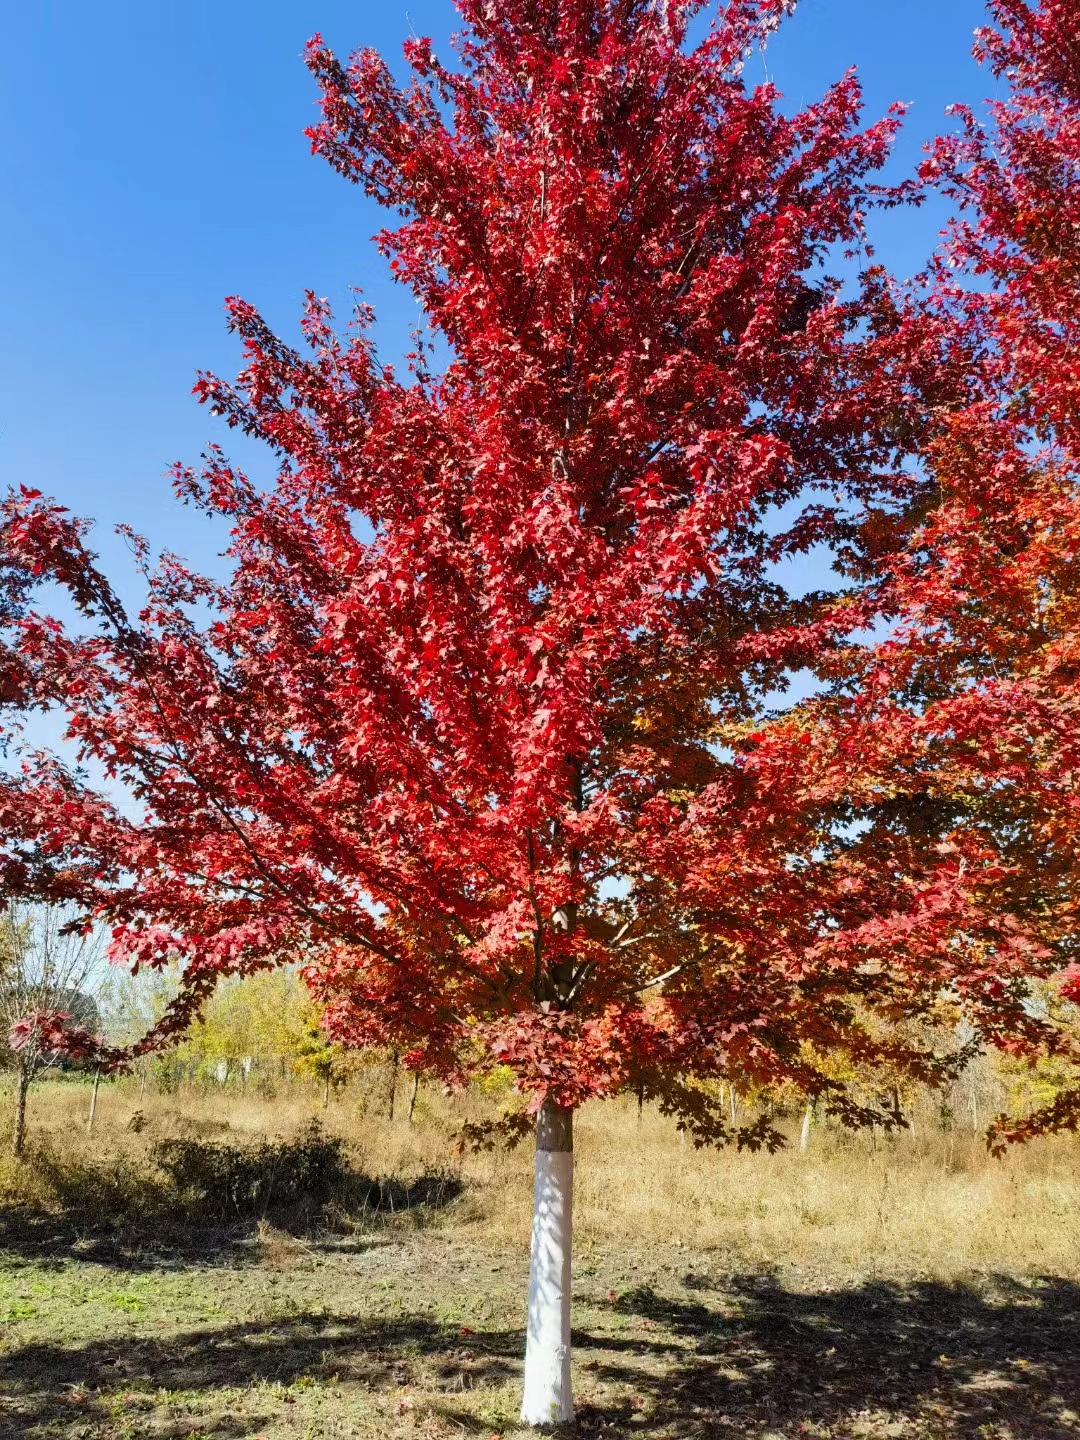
521, 1097, 574, 1426
12, 1058, 29, 1158
387, 1049, 399, 1123
87, 1068, 102, 1133
408, 1071, 420, 1125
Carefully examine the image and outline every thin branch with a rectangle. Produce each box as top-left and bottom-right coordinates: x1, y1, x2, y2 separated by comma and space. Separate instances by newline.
639, 963, 684, 991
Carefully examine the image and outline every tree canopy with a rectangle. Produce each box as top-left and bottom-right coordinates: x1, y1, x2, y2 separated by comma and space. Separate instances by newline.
0, 0, 1075, 1151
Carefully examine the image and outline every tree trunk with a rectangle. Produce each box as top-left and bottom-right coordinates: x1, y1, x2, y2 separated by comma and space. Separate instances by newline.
521, 1097, 574, 1426
12, 1058, 29, 1158
799, 1099, 813, 1153
139, 1066, 148, 1101
408, 1071, 420, 1125
322, 1071, 331, 1110
87, 1068, 102, 1133
387, 1049, 399, 1123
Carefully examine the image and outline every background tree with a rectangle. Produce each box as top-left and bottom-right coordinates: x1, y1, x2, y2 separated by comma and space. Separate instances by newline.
0, 0, 1041, 1422
105, 965, 356, 1099
923, 0, 1080, 1146
1, 903, 106, 1155
750, 0, 1080, 1156
239, 972, 351, 1105
176, 969, 291, 1088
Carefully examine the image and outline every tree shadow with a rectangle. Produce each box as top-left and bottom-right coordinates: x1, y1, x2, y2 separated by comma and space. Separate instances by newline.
562, 1271, 1080, 1437
0, 1310, 522, 1438
3, 1270, 1080, 1436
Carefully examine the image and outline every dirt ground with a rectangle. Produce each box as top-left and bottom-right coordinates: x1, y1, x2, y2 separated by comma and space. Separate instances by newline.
3, 1202, 1080, 1440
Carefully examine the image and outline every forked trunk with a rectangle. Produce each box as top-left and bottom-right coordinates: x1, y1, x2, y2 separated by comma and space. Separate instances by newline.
12, 1059, 29, 1158
521, 1097, 574, 1426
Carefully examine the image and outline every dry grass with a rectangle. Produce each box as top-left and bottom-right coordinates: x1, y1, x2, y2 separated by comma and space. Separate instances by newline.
577, 1107, 1080, 1280
4, 1075, 1080, 1281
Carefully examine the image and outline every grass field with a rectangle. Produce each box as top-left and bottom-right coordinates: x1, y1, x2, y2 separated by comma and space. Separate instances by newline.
2, 1078, 1080, 1439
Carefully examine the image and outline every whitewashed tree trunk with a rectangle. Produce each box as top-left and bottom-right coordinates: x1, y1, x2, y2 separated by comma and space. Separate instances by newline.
799, 1099, 813, 1153
521, 1098, 574, 1426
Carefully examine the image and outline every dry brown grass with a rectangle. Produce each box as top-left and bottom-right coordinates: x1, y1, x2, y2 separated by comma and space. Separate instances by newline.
4, 1074, 1080, 1282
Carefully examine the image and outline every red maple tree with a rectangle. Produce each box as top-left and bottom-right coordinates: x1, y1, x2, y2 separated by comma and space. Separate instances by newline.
755, 0, 1080, 1153
0, 0, 1049, 1420
912, 0, 1080, 1144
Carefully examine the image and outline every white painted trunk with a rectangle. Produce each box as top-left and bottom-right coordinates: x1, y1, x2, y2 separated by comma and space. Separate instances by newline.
799, 1100, 812, 1153
520, 1103, 574, 1427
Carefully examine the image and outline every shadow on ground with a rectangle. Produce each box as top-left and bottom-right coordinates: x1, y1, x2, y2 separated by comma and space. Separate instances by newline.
0, 1166, 463, 1271
0, 1310, 522, 1438
3, 1270, 1080, 1437
564, 1272, 1080, 1438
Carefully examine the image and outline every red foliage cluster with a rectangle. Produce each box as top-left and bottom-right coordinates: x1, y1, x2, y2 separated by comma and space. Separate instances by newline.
9, 1009, 101, 1064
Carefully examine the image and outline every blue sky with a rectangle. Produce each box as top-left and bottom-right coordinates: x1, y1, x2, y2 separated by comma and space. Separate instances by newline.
1, 0, 993, 596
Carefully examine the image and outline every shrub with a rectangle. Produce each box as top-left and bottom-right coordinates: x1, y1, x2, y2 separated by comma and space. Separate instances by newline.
151, 1120, 347, 1220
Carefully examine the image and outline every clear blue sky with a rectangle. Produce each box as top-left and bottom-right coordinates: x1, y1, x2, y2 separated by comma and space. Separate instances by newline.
1, 0, 993, 593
